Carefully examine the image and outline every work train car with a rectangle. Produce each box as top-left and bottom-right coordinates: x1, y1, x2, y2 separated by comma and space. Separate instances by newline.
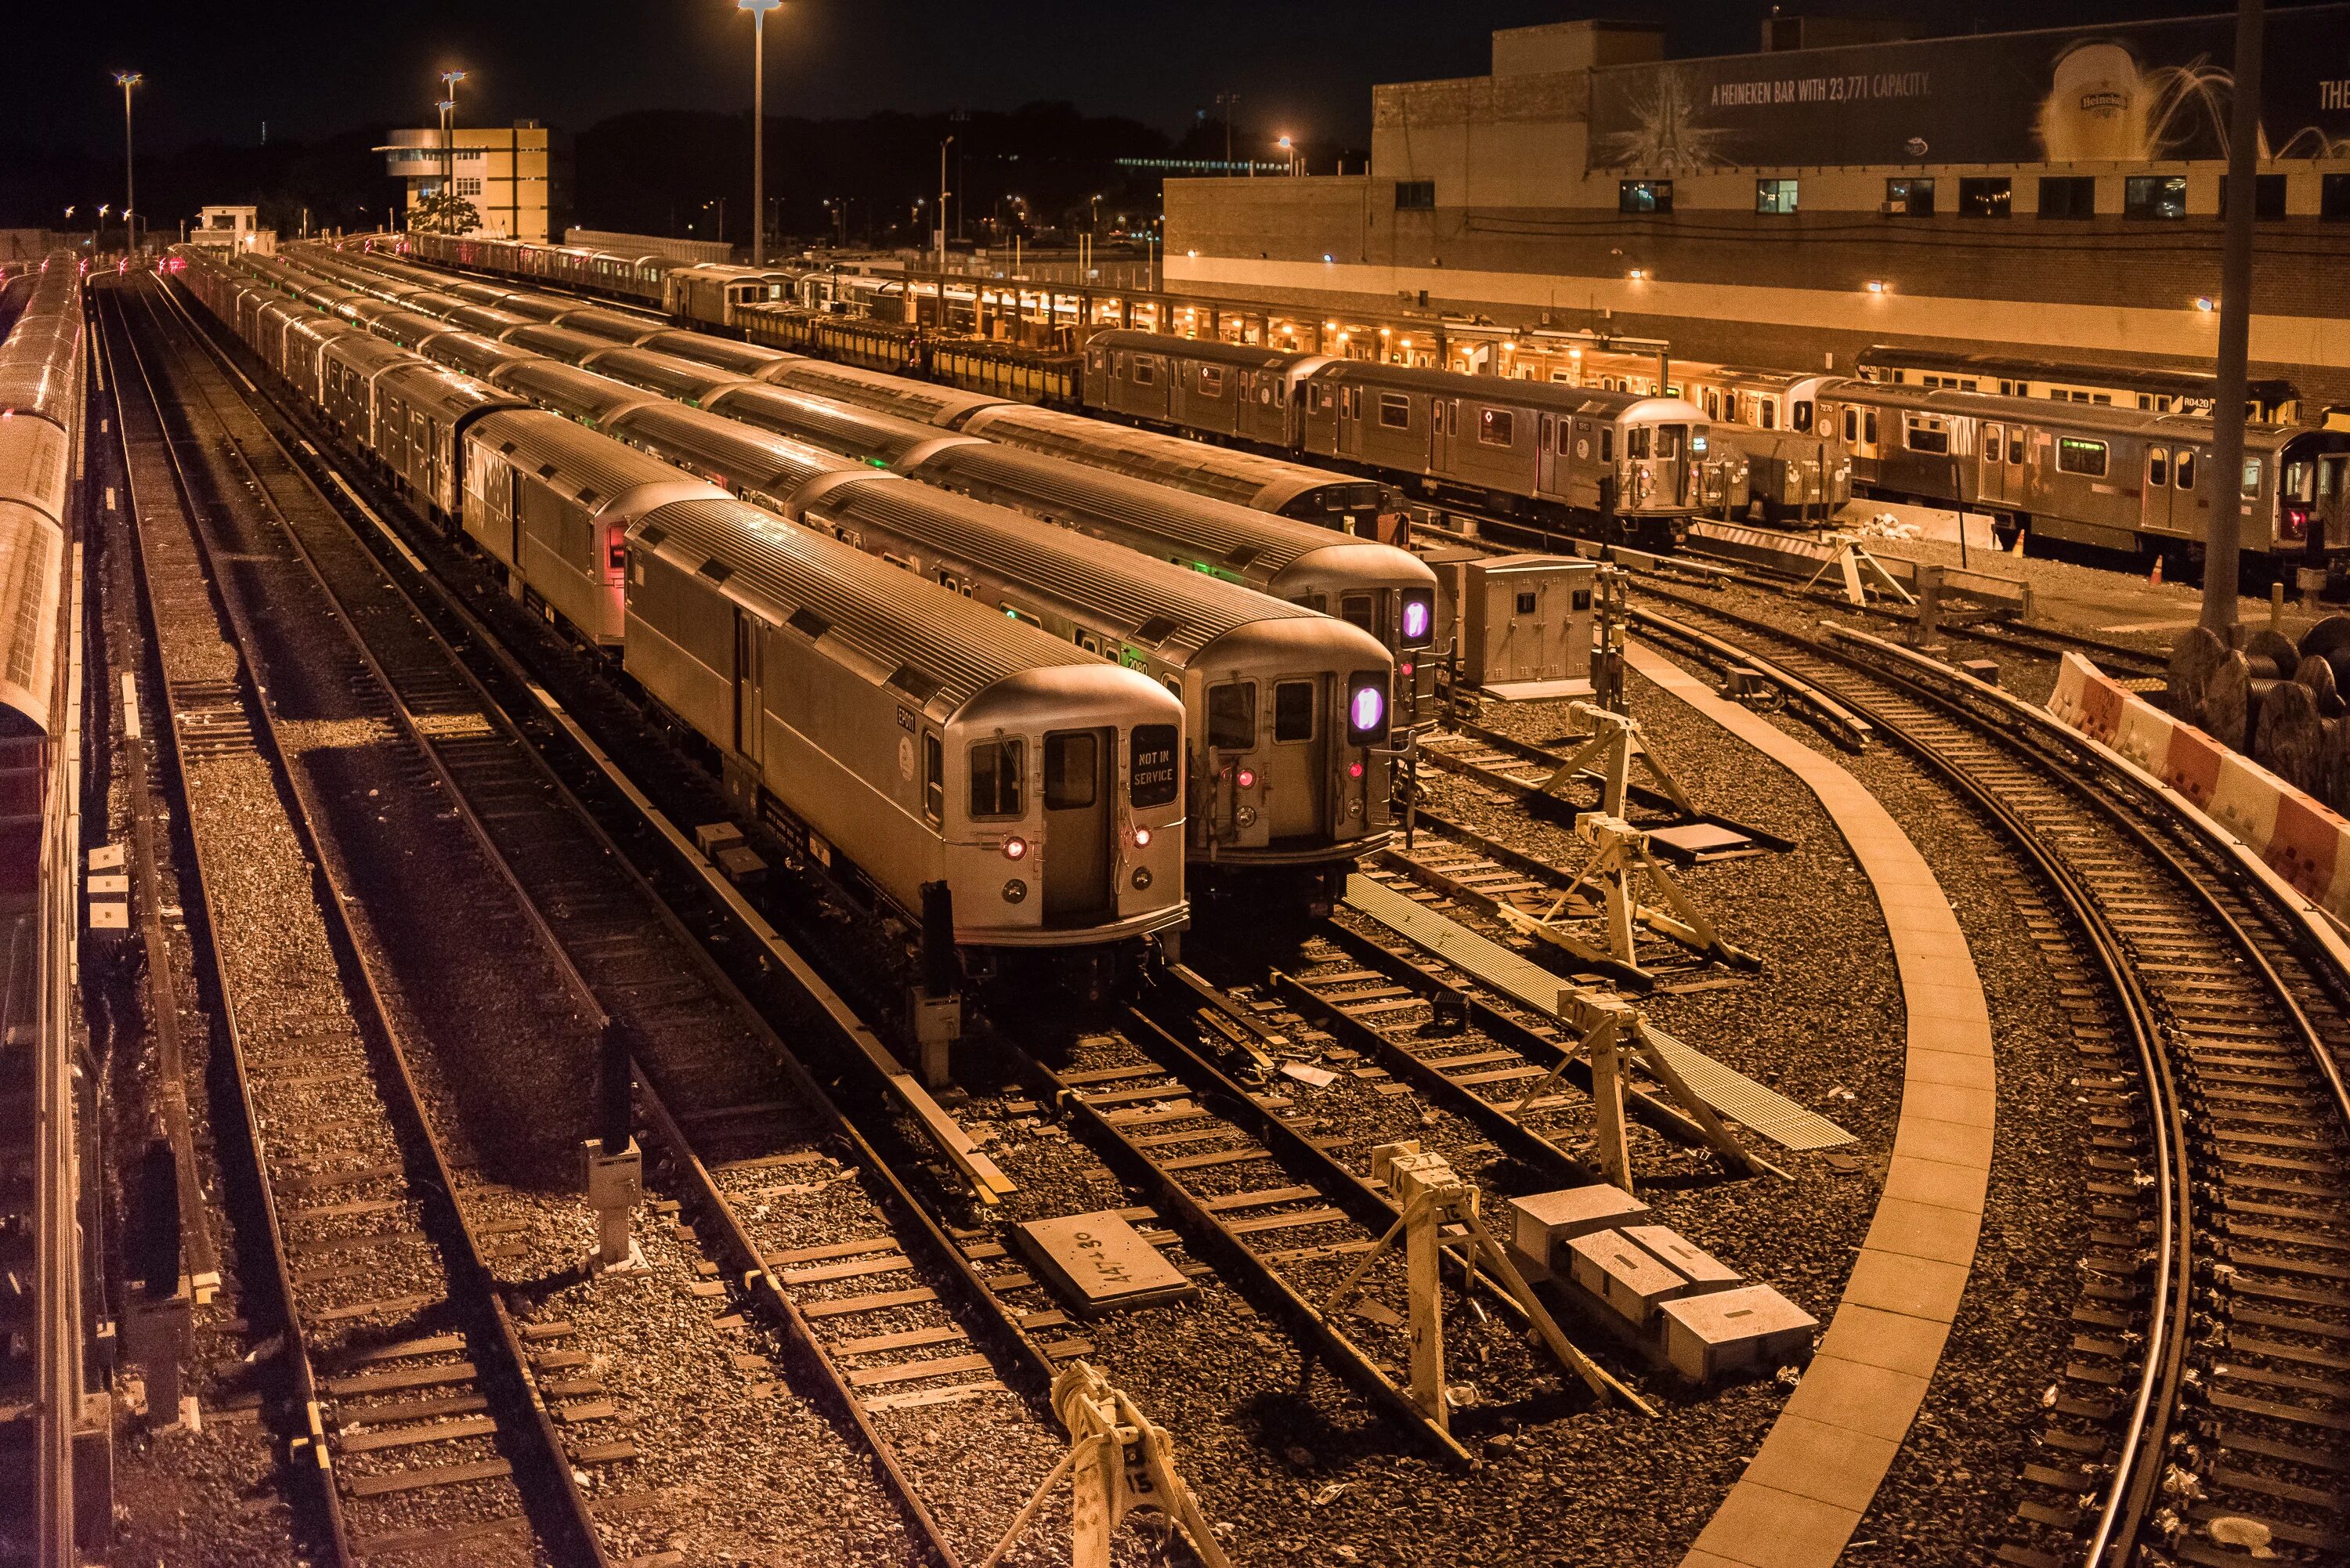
660, 262, 801, 327
178, 244, 1195, 959
0, 255, 80, 754
1813, 380, 2350, 575
626, 497, 1187, 948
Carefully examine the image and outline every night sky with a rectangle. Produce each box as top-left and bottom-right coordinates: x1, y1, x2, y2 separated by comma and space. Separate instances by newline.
9, 0, 2265, 157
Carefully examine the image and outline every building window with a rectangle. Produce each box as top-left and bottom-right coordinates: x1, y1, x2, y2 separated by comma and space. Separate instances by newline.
1477, 407, 1515, 446
2056, 437, 2109, 477
1885, 178, 1935, 216
2124, 175, 2188, 220
1958, 177, 2012, 218
1755, 178, 1798, 215
2325, 174, 2350, 220
2037, 176, 2096, 219
1619, 180, 1673, 215
1394, 179, 1435, 211
2218, 173, 2289, 220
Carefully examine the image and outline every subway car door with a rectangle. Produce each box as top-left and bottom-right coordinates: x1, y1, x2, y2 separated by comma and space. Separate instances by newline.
1537, 414, 1559, 497
734, 612, 765, 771
2141, 443, 2177, 537
1041, 728, 1112, 924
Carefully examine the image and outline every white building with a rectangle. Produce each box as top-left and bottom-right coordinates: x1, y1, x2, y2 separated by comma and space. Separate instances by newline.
381, 122, 565, 243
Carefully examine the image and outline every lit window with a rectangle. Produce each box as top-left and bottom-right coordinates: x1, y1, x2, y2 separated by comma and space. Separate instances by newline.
2056, 438, 2109, 477
2124, 175, 2187, 220
1477, 407, 1515, 446
1618, 180, 1673, 215
1755, 178, 1798, 215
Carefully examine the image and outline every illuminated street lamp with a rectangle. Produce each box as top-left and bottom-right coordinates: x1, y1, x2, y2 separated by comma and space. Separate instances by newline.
938, 134, 955, 275
439, 70, 467, 222
739, 0, 782, 265
1278, 135, 1296, 177
114, 74, 143, 251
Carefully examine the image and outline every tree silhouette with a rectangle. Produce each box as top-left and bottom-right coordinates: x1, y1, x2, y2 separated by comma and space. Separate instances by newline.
407, 190, 483, 236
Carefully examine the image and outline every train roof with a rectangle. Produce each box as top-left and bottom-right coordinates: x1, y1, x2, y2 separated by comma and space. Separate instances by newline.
706, 381, 967, 468
606, 400, 867, 497
746, 336, 1007, 426
491, 360, 663, 428
553, 305, 665, 345
627, 495, 1143, 724
376, 359, 522, 423
503, 323, 616, 363
804, 475, 1387, 670
1088, 330, 1304, 374
580, 345, 747, 405
449, 302, 534, 336
911, 440, 1436, 589
321, 331, 418, 382
0, 261, 84, 425
421, 330, 542, 383
961, 402, 1381, 514
468, 408, 721, 508
1855, 344, 2296, 402
1313, 359, 1706, 422
640, 329, 799, 378
366, 309, 462, 352
1818, 377, 2304, 444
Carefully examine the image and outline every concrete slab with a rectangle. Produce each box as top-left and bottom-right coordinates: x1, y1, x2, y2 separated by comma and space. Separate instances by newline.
1880, 1154, 1991, 1215
1013, 1211, 1196, 1315
1900, 1081, 1998, 1132
1894, 1115, 1997, 1171
1840, 1249, 1972, 1325
1688, 1478, 1864, 1568
1735, 1411, 1905, 1514
1814, 1303, 1954, 1380
1779, 1353, 1933, 1444
1860, 1198, 1983, 1268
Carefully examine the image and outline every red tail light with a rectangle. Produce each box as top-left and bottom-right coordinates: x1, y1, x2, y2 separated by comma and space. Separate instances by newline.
2283, 506, 2311, 540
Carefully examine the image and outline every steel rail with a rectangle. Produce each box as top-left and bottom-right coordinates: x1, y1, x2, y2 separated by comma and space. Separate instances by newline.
106, 279, 614, 1568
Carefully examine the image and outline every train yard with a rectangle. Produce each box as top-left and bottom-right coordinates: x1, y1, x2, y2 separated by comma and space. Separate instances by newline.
1, 228, 2342, 1568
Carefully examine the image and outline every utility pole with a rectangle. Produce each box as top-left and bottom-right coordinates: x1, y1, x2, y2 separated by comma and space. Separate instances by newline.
2203, 0, 2264, 632
441, 70, 467, 224
738, 0, 781, 265
1216, 90, 1238, 171
114, 74, 143, 254
938, 133, 955, 276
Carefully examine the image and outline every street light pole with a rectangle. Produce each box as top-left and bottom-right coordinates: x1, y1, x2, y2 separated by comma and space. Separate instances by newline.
739, 0, 781, 266
439, 70, 466, 232
938, 134, 955, 276
2202, 0, 2265, 631
114, 74, 143, 254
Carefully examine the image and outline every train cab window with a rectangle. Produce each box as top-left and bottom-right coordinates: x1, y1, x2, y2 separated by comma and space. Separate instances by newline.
1130, 724, 1180, 807
923, 735, 944, 825
1654, 425, 1684, 458
969, 738, 1026, 819
1600, 428, 1615, 462
2175, 450, 2196, 490
2057, 438, 2109, 477
2147, 449, 2168, 488
1628, 427, 1650, 459
2008, 431, 2025, 464
1274, 681, 1317, 742
1792, 399, 1813, 432
1043, 733, 1098, 810
1207, 681, 1258, 750
1340, 592, 1375, 634
2285, 460, 2315, 504
1377, 393, 1411, 430
1477, 408, 1515, 447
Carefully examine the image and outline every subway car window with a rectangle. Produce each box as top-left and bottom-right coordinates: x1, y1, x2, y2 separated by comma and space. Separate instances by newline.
1207, 681, 1258, 750
1654, 425, 1684, 458
1340, 592, 1375, 633
1477, 408, 1515, 446
1628, 427, 1650, 459
1378, 393, 1411, 429
2175, 450, 2196, 490
1043, 733, 1098, 809
1130, 724, 1180, 807
969, 739, 1025, 818
1274, 681, 1316, 742
923, 735, 944, 825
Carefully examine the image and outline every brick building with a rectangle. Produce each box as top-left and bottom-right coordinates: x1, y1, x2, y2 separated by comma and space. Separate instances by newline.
1164, 9, 2350, 414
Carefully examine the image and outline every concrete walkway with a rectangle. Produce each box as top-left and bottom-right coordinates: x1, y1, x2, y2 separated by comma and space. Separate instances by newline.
1622, 641, 2000, 1568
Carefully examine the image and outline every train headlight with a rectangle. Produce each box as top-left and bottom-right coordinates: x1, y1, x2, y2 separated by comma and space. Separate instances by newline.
1003, 878, 1028, 903
1131, 866, 1153, 891
1235, 806, 1258, 828
1346, 674, 1389, 742
1400, 591, 1435, 649
1002, 836, 1028, 860
1132, 826, 1152, 848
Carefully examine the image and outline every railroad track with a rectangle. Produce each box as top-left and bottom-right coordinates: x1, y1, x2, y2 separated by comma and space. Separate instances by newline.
146, 273, 1198, 1566
100, 275, 609, 1568
1628, 586, 2350, 1568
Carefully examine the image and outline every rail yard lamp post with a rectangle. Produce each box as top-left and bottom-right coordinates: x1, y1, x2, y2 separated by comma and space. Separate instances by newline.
938, 134, 955, 276
2201, 0, 2264, 632
739, 0, 781, 266
114, 73, 143, 254
1278, 135, 1297, 177
439, 70, 467, 224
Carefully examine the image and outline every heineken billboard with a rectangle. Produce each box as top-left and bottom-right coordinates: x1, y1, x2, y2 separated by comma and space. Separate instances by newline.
1587, 7, 2350, 171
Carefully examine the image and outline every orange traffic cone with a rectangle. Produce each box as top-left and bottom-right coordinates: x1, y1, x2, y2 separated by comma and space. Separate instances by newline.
2149, 555, 2164, 586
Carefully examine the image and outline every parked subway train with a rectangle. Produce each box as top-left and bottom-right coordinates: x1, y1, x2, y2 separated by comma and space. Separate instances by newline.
292, 246, 1440, 672
172, 246, 1192, 969
0, 255, 80, 880
241, 247, 1404, 908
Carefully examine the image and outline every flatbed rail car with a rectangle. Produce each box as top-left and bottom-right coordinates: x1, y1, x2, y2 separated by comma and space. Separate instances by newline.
176, 243, 1196, 970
